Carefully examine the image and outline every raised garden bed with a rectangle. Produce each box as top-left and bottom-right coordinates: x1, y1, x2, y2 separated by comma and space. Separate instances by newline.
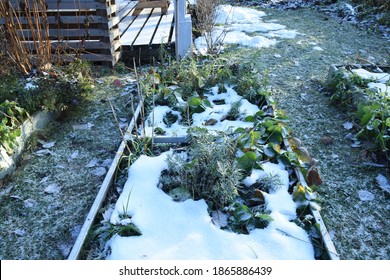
70, 63, 339, 259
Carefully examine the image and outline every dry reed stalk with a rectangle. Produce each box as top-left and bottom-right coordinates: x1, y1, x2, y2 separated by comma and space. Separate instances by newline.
0, 0, 51, 75
133, 57, 146, 139
194, 0, 227, 54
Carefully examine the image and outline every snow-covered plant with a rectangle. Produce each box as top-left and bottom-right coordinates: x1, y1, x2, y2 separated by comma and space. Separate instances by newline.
164, 129, 243, 209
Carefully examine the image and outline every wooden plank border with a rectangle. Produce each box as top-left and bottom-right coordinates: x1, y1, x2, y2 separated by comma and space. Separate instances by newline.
282, 137, 340, 260
68, 98, 144, 260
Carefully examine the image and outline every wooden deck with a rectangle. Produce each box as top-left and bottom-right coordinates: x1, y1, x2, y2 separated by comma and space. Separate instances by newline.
118, 0, 175, 62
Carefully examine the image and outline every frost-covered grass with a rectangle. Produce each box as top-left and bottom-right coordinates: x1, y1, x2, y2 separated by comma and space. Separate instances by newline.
0, 70, 137, 259
243, 6, 390, 260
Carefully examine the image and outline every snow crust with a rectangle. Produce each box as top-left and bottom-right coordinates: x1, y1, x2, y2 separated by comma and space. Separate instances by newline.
194, 5, 300, 54
352, 68, 390, 95
107, 154, 314, 260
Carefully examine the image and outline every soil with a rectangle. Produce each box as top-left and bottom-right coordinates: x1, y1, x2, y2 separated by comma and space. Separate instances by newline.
1, 1, 389, 260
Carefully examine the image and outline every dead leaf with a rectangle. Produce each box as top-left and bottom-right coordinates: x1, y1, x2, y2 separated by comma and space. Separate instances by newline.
14, 229, 26, 236
85, 158, 99, 168
44, 183, 61, 194
24, 198, 36, 208
295, 146, 312, 162
40, 176, 50, 183
91, 167, 106, 177
248, 189, 265, 206
102, 158, 113, 168
38, 139, 56, 149
35, 149, 55, 156
343, 122, 353, 130
113, 79, 123, 88
68, 150, 79, 161
306, 165, 323, 186
376, 174, 390, 193
204, 118, 218, 126
320, 135, 333, 145
351, 141, 361, 148
357, 190, 374, 201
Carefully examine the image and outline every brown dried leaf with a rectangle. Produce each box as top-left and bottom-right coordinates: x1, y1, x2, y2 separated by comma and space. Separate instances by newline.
306, 165, 323, 186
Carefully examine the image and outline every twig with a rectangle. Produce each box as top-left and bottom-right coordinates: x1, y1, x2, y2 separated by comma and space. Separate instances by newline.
108, 99, 131, 154
355, 55, 377, 67
133, 58, 146, 138
275, 228, 339, 257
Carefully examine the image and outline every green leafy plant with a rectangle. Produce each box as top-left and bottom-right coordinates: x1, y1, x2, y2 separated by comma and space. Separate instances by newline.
17, 61, 93, 113
87, 189, 141, 258
327, 66, 389, 152
0, 70, 23, 104
227, 202, 273, 234
0, 100, 29, 153
235, 109, 294, 174
294, 204, 327, 259
356, 97, 389, 151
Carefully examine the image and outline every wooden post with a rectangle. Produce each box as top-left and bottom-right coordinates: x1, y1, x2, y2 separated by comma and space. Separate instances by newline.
95, 0, 121, 66
175, 0, 192, 60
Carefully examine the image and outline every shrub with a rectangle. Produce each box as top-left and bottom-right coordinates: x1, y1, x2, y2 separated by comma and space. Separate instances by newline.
0, 100, 29, 153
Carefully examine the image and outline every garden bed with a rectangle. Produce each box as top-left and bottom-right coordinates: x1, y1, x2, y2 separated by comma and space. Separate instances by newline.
74, 60, 339, 260
326, 63, 389, 164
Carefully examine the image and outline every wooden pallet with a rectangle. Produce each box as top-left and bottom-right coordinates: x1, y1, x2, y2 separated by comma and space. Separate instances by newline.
1, 0, 122, 66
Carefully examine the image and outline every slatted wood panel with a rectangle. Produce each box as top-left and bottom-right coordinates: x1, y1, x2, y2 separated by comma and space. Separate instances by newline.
151, 4, 174, 45
120, 7, 152, 45
1, 0, 122, 65
119, 1, 174, 48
